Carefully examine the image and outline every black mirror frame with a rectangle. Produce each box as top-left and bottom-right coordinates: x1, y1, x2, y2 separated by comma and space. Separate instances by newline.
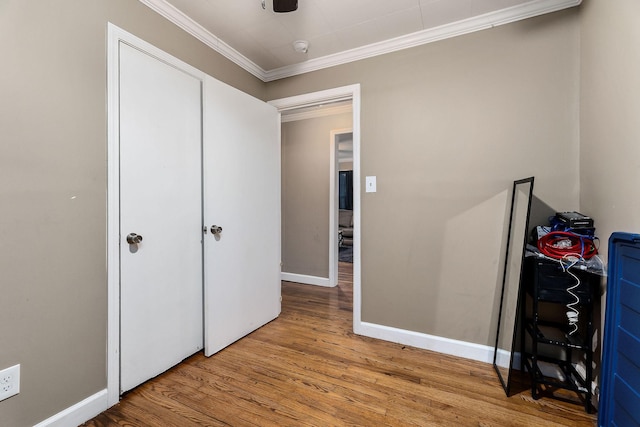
493, 177, 534, 396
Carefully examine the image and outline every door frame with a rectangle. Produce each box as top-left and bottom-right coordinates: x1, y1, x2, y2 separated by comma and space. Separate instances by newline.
106, 23, 208, 406
330, 128, 353, 287
269, 84, 362, 335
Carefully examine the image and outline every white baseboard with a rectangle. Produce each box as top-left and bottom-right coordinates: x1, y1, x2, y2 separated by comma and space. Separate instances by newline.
281, 272, 333, 287
356, 321, 497, 364
495, 348, 511, 368
34, 389, 109, 427
495, 348, 523, 370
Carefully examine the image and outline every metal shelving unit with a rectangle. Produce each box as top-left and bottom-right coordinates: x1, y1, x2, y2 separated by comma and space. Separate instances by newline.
522, 257, 598, 413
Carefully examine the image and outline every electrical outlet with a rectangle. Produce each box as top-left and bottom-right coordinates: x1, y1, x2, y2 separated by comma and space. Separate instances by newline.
0, 364, 20, 401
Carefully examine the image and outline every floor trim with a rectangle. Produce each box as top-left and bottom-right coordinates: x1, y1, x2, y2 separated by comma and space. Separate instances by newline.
33, 389, 108, 427
281, 272, 332, 287
357, 321, 496, 364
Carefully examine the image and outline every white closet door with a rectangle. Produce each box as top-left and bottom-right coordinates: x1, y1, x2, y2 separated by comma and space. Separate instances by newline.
203, 76, 281, 356
119, 43, 203, 392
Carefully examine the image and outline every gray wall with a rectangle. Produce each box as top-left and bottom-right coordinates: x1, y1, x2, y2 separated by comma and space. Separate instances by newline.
579, 0, 640, 379
281, 113, 352, 278
0, 1, 264, 425
339, 161, 354, 172
580, 0, 640, 260
268, 9, 581, 343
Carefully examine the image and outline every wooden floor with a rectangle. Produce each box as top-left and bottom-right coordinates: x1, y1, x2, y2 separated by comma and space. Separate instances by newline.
85, 263, 596, 426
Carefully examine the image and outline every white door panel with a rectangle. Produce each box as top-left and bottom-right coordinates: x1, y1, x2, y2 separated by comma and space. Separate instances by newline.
119, 43, 203, 392
203, 76, 281, 356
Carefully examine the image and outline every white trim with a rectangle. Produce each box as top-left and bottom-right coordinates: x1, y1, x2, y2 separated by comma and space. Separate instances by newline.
495, 348, 512, 369
329, 132, 338, 288
359, 322, 498, 364
495, 348, 523, 371
281, 272, 331, 288
268, 85, 355, 112
329, 128, 353, 288
106, 23, 120, 408
281, 104, 352, 123
33, 389, 108, 427
138, 0, 266, 80
264, 0, 581, 81
269, 84, 361, 333
107, 22, 208, 408
139, 0, 580, 82
351, 86, 362, 335
359, 322, 527, 370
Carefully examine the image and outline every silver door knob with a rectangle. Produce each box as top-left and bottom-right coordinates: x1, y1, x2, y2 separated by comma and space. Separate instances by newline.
210, 225, 223, 235
126, 233, 143, 244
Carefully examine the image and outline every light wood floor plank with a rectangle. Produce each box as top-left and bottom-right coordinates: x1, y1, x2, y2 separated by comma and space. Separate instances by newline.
84, 262, 596, 426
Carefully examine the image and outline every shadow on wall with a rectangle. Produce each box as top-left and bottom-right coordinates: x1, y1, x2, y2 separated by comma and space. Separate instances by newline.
528, 195, 557, 237
435, 189, 509, 346
432, 187, 559, 347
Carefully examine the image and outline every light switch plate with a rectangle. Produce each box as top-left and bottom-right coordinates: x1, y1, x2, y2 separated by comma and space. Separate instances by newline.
365, 176, 376, 193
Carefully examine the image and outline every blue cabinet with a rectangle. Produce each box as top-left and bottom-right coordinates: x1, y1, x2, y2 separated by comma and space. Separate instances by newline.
599, 233, 640, 426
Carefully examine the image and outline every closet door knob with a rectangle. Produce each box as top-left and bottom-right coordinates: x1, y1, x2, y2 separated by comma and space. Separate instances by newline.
210, 225, 223, 235
126, 233, 143, 244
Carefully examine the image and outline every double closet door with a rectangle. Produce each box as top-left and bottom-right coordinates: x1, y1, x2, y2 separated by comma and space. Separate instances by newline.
118, 42, 281, 393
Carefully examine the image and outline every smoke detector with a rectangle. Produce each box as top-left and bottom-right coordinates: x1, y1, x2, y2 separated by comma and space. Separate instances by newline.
293, 40, 309, 54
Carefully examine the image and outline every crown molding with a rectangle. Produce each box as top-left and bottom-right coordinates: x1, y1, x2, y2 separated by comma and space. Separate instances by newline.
139, 0, 581, 83
281, 103, 352, 123
264, 0, 582, 81
138, 0, 266, 80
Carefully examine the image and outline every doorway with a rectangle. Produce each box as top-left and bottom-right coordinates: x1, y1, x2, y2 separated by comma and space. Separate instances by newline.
332, 129, 354, 286
269, 85, 362, 334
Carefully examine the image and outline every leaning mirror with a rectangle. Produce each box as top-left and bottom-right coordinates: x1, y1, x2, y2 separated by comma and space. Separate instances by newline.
493, 177, 534, 396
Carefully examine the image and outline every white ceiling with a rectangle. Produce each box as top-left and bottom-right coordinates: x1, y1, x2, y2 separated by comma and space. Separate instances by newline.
144, 0, 581, 81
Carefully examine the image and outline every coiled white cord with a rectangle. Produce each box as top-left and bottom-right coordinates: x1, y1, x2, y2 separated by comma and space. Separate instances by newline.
560, 254, 582, 336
